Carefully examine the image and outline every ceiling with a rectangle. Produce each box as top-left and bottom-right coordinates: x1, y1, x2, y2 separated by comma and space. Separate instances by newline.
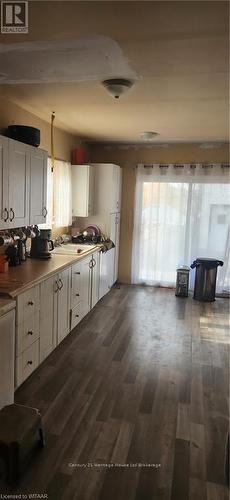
0, 1, 229, 144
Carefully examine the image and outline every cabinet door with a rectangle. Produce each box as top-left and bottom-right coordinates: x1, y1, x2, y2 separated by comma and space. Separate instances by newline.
91, 252, 100, 308
40, 274, 58, 362
80, 256, 91, 317
112, 165, 122, 213
0, 309, 15, 408
0, 136, 9, 230
114, 212, 121, 283
30, 148, 48, 225
71, 262, 82, 309
110, 213, 120, 284
8, 139, 30, 227
72, 165, 94, 217
57, 267, 71, 345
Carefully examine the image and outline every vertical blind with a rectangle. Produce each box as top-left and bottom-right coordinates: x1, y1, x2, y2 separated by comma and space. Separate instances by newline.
132, 164, 230, 294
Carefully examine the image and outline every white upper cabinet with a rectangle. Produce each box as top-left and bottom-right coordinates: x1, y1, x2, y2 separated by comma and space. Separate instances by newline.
93, 163, 122, 215
72, 165, 94, 217
0, 135, 9, 230
8, 138, 30, 228
0, 135, 48, 229
30, 147, 48, 225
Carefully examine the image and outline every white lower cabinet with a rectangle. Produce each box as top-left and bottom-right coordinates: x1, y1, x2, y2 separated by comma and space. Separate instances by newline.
99, 248, 115, 299
71, 302, 83, 330
16, 340, 39, 387
57, 267, 71, 345
0, 309, 15, 409
91, 252, 100, 308
15, 285, 40, 388
40, 274, 57, 362
70, 254, 92, 329
14, 250, 103, 388
40, 267, 71, 359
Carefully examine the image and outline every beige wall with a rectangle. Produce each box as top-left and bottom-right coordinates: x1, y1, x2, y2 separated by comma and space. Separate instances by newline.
0, 97, 81, 238
0, 96, 80, 161
89, 143, 229, 283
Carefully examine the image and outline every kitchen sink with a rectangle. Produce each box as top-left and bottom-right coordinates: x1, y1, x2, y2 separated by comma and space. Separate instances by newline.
52, 243, 98, 255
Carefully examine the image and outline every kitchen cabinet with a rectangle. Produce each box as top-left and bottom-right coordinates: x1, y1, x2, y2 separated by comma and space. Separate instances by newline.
0, 135, 9, 230
70, 254, 91, 330
40, 274, 57, 362
30, 147, 48, 225
8, 138, 30, 228
70, 251, 100, 329
0, 309, 15, 409
92, 163, 122, 215
91, 252, 100, 308
16, 340, 39, 388
15, 250, 101, 387
72, 165, 94, 217
0, 135, 48, 229
15, 284, 40, 387
110, 212, 121, 284
99, 249, 115, 299
40, 268, 70, 360
57, 267, 71, 345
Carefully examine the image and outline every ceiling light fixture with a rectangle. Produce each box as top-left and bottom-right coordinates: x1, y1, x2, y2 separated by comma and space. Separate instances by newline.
102, 78, 134, 99
140, 131, 159, 141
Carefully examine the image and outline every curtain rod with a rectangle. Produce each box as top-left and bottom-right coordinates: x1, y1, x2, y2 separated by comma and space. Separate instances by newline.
138, 163, 230, 169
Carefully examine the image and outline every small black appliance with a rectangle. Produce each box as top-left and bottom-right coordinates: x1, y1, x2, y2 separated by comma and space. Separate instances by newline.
7, 125, 40, 147
30, 229, 54, 259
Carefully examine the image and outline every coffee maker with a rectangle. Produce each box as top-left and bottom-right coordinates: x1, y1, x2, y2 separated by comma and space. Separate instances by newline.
30, 229, 54, 259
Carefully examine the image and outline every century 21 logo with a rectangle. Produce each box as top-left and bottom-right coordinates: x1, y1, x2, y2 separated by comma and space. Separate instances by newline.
1, 1, 28, 33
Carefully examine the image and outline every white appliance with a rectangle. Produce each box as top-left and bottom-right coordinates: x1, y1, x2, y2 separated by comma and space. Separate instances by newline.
0, 308, 15, 409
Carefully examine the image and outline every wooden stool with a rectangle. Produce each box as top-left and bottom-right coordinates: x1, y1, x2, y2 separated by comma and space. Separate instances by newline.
0, 403, 45, 485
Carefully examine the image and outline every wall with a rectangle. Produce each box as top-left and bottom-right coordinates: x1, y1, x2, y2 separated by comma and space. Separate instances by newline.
89, 143, 229, 283
0, 97, 81, 238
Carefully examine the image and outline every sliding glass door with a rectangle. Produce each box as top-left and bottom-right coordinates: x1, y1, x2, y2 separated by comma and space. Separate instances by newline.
132, 165, 230, 294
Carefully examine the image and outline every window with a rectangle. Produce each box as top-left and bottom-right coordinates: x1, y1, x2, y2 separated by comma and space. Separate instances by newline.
46, 158, 72, 227
132, 164, 230, 294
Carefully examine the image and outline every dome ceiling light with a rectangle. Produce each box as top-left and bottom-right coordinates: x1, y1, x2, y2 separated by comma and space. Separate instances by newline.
140, 131, 159, 141
102, 78, 134, 99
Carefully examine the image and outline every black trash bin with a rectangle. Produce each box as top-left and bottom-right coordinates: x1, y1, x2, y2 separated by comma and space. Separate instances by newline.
190, 258, 223, 302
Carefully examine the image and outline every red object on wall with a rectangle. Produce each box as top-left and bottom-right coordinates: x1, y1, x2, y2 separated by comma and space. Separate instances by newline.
71, 148, 88, 165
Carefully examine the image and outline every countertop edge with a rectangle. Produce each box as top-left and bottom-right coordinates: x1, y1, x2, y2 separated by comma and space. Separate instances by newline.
0, 299, 16, 318
0, 246, 102, 298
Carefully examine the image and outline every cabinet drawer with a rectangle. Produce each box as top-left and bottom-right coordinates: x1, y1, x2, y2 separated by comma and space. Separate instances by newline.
16, 312, 39, 355
15, 340, 39, 387
71, 302, 82, 330
71, 263, 82, 308
17, 285, 40, 324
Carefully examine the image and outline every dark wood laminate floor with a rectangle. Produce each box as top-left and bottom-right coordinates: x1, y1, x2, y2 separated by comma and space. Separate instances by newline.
0, 285, 229, 500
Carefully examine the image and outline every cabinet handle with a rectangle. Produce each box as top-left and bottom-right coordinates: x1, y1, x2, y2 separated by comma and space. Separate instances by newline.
89, 260, 93, 269
75, 314, 79, 318
54, 281, 59, 293
75, 293, 80, 297
75, 271, 81, 275
92, 258, 96, 267
27, 360, 33, 365
3, 208, 8, 222
28, 330, 34, 335
58, 278, 63, 290
28, 300, 34, 306
9, 208, 15, 222
42, 206, 48, 218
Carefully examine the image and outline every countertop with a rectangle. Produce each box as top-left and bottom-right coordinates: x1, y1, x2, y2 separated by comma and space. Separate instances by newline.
0, 298, 16, 318
0, 246, 101, 298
